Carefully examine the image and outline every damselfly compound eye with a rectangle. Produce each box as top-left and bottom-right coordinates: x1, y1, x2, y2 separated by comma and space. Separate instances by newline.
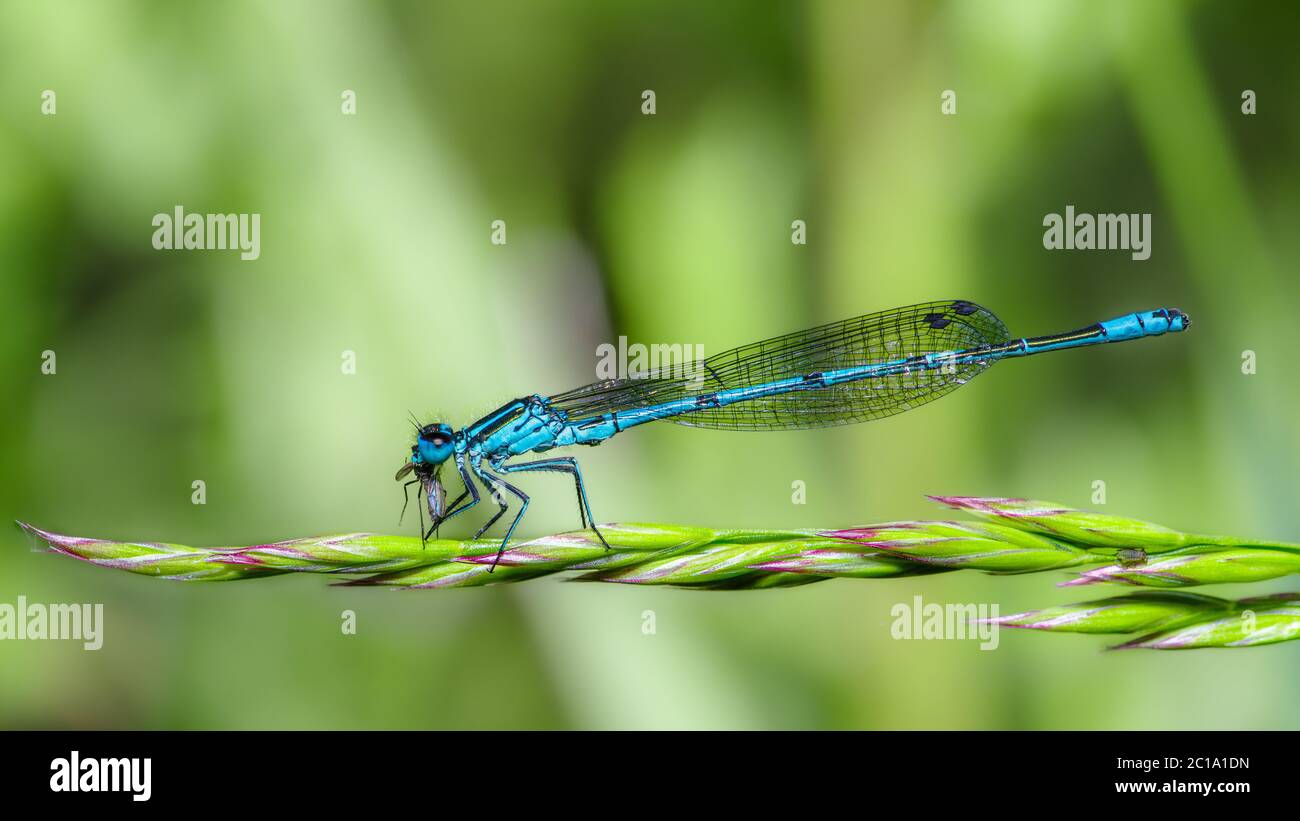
419, 422, 453, 442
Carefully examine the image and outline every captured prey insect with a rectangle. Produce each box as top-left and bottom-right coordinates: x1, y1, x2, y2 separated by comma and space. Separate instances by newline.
397, 300, 1190, 569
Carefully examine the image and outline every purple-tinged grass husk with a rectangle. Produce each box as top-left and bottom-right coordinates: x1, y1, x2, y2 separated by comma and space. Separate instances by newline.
988, 591, 1300, 650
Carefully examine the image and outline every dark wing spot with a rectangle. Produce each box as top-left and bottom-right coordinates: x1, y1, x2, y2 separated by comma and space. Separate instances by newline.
923, 313, 951, 329
952, 301, 979, 316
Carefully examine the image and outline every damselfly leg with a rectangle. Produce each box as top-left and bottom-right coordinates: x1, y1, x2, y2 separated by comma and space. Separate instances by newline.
472, 464, 529, 571
499, 457, 611, 551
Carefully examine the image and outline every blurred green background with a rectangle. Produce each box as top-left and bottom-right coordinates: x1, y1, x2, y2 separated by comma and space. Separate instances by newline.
1, 0, 1298, 729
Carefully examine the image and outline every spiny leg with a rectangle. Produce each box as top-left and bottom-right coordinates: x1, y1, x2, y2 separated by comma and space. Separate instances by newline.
474, 465, 530, 572
500, 458, 588, 527
500, 457, 611, 551
471, 470, 511, 540
437, 455, 481, 524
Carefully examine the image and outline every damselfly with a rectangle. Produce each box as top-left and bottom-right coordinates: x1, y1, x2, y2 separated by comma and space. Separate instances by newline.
396, 300, 1189, 568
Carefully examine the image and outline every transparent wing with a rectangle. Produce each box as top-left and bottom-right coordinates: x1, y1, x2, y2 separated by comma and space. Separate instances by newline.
547, 300, 1011, 431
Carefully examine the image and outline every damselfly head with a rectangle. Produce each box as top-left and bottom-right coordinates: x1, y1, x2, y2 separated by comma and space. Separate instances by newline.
413, 422, 455, 466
